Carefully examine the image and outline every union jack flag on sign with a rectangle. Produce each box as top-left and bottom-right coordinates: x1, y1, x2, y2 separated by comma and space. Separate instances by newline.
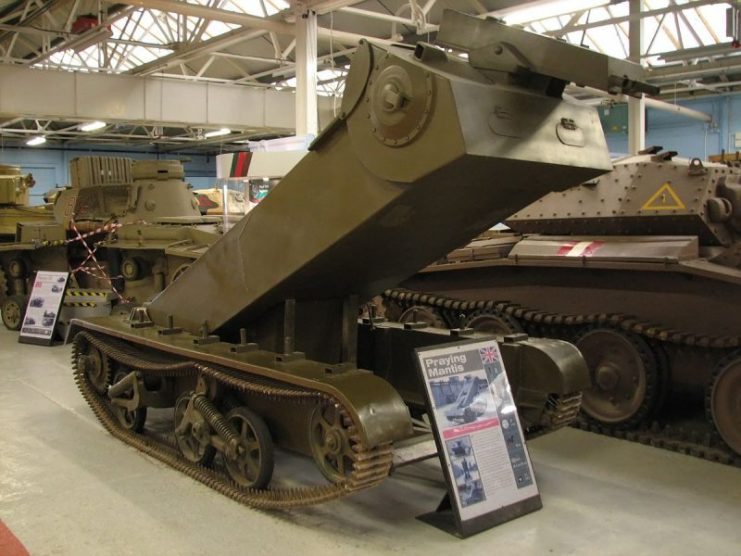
479, 346, 498, 364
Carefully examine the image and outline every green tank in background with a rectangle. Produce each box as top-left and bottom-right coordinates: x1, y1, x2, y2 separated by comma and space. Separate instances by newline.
74, 159, 224, 305
0, 156, 224, 331
387, 149, 741, 462
67, 10, 653, 509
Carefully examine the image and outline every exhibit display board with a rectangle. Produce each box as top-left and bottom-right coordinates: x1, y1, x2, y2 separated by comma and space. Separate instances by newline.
415, 338, 542, 537
19, 271, 68, 346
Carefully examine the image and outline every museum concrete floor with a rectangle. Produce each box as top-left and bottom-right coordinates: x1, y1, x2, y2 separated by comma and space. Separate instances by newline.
1, 328, 739, 556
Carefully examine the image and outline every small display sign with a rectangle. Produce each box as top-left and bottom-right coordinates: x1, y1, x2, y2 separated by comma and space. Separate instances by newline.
19, 271, 69, 346
415, 338, 541, 538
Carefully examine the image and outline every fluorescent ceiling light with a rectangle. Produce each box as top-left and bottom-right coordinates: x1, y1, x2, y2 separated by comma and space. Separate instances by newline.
26, 135, 47, 146
204, 128, 231, 138
500, 0, 609, 25
80, 120, 106, 131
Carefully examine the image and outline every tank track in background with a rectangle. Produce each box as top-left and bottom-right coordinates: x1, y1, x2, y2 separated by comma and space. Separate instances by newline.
573, 418, 741, 468
72, 331, 393, 509
384, 289, 740, 350
383, 288, 741, 467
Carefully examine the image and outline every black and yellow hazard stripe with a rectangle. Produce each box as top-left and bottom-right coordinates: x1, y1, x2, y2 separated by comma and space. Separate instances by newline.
63, 301, 99, 308
66, 290, 109, 297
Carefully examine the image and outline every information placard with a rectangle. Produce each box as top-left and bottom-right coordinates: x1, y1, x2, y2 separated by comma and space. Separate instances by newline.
415, 338, 541, 538
19, 271, 69, 346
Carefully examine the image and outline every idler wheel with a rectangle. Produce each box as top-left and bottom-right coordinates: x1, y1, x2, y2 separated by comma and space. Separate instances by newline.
576, 328, 660, 429
707, 352, 741, 456
223, 407, 274, 489
111, 370, 147, 432
1, 294, 27, 331
309, 403, 356, 483
121, 258, 142, 281
463, 310, 523, 336
174, 392, 215, 466
77, 341, 113, 394
398, 305, 445, 328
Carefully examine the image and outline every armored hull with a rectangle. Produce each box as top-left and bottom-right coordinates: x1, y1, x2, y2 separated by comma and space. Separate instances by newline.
388, 152, 741, 461
67, 11, 653, 509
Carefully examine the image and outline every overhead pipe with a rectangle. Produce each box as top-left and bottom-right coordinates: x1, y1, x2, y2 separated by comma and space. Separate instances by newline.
570, 85, 713, 124
644, 97, 713, 123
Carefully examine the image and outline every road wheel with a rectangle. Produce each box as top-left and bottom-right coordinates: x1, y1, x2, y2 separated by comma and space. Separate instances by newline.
398, 305, 445, 328
463, 309, 523, 335
576, 327, 660, 429
223, 407, 274, 489
706, 352, 741, 457
1, 294, 28, 331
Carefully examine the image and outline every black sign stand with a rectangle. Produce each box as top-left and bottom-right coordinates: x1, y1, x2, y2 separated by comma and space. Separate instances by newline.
418, 493, 543, 539
414, 338, 543, 538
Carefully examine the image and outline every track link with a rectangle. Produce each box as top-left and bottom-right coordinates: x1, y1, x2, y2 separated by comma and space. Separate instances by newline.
72, 331, 393, 509
573, 419, 741, 468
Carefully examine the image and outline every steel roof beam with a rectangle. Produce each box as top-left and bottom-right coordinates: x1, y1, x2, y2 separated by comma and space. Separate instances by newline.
537, 0, 723, 36
106, 0, 295, 35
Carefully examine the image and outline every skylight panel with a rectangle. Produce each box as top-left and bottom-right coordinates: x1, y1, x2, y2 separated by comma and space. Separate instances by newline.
225, 0, 287, 17
696, 3, 729, 42
537, 17, 565, 32
202, 20, 240, 39
683, 10, 714, 45
579, 24, 626, 58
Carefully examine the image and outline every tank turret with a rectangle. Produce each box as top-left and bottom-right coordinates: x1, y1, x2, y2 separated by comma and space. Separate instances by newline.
0, 164, 35, 207
54, 159, 202, 230
0, 164, 49, 239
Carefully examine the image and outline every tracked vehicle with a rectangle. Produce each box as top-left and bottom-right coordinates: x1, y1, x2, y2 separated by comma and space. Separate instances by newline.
0, 164, 54, 328
0, 157, 224, 330
80, 159, 224, 304
68, 11, 652, 508
387, 150, 741, 462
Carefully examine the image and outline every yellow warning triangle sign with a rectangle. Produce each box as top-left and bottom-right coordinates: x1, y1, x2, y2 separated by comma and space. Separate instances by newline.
641, 182, 686, 211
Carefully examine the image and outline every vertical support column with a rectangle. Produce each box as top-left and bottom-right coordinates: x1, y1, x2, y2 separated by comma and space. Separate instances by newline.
294, 1, 318, 138
628, 0, 645, 154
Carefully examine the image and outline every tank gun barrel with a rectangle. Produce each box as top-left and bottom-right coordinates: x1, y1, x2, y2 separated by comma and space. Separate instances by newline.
437, 10, 658, 98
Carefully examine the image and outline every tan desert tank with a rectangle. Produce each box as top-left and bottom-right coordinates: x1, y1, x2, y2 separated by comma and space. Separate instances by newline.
387, 148, 741, 463
66, 10, 653, 510
0, 164, 50, 239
